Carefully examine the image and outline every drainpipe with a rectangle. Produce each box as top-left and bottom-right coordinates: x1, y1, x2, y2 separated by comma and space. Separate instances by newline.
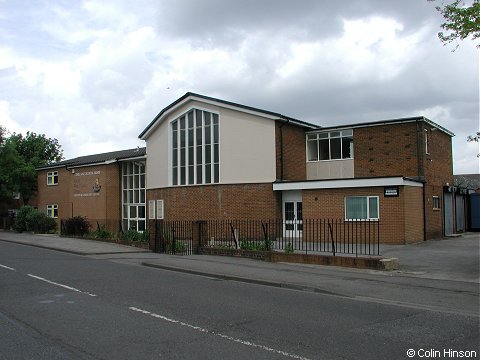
416, 120, 427, 241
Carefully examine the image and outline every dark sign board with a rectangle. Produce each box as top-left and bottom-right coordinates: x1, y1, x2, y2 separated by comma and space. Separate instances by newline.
384, 186, 399, 197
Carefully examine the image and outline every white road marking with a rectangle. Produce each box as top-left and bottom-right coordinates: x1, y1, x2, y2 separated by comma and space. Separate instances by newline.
129, 306, 311, 360
27, 274, 97, 297
0, 264, 16, 271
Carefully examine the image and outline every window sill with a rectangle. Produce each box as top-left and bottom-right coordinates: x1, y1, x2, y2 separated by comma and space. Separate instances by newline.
307, 158, 354, 163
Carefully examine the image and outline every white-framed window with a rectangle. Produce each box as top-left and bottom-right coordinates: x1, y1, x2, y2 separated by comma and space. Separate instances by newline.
307, 129, 353, 161
47, 171, 58, 185
122, 161, 146, 231
156, 200, 164, 220
148, 200, 156, 219
47, 204, 58, 218
171, 109, 219, 186
432, 196, 440, 210
345, 196, 379, 220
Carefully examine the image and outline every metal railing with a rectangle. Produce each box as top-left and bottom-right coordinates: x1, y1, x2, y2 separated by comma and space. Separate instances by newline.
154, 219, 380, 256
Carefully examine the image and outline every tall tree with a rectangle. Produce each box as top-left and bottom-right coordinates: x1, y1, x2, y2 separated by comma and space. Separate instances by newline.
0, 130, 64, 204
430, 0, 480, 49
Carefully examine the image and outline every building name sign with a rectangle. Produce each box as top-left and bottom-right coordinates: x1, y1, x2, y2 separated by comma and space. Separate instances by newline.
75, 171, 101, 177
384, 186, 399, 197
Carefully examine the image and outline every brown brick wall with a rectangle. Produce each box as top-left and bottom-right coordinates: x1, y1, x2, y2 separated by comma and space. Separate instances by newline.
276, 122, 306, 181
37, 164, 121, 231
354, 122, 420, 178
37, 168, 73, 220
353, 120, 453, 239
147, 183, 281, 221
302, 186, 424, 244
403, 186, 424, 243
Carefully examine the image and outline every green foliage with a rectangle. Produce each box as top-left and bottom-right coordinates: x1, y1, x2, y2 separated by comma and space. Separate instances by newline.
91, 224, 114, 239
172, 241, 187, 252
0, 129, 63, 204
62, 216, 91, 237
122, 229, 149, 242
25, 211, 57, 233
431, 0, 480, 49
240, 240, 268, 251
14, 205, 36, 232
285, 242, 294, 254
14, 205, 56, 233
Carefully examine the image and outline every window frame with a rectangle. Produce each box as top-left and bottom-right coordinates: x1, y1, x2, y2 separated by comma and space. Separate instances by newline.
432, 195, 440, 210
121, 161, 146, 232
47, 204, 58, 218
47, 171, 59, 186
170, 107, 220, 186
344, 196, 379, 221
306, 129, 353, 162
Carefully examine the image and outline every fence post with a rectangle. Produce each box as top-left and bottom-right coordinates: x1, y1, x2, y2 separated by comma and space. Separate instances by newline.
328, 220, 336, 256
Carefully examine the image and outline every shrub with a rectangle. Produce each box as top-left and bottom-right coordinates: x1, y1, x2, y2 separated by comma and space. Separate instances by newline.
91, 223, 114, 239
13, 206, 56, 234
62, 216, 91, 237
14, 205, 36, 232
285, 242, 294, 254
25, 211, 57, 233
240, 240, 267, 251
122, 229, 148, 242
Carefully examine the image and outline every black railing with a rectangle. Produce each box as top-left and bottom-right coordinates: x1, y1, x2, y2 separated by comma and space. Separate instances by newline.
155, 220, 194, 255
154, 219, 380, 256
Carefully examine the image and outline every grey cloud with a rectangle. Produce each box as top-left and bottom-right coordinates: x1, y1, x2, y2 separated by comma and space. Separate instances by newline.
154, 0, 439, 47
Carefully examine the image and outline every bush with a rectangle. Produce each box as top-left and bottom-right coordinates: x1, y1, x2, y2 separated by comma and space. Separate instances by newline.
14, 205, 35, 232
91, 223, 114, 239
26, 211, 57, 233
62, 216, 91, 237
13, 206, 56, 234
122, 229, 148, 243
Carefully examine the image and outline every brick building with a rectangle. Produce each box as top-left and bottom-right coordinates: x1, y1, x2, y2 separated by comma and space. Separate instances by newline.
36, 148, 146, 233
36, 92, 458, 244
140, 93, 455, 244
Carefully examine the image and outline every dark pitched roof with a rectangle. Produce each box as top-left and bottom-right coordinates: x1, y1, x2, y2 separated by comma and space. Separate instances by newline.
139, 92, 320, 139
454, 174, 480, 190
37, 147, 146, 170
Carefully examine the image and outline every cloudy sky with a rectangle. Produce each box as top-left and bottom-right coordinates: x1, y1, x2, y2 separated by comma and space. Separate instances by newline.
0, 0, 478, 174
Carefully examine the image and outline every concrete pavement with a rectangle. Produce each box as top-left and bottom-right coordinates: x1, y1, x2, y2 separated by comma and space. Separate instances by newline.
0, 231, 149, 255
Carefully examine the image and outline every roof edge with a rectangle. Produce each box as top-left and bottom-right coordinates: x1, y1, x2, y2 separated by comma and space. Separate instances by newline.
139, 92, 319, 139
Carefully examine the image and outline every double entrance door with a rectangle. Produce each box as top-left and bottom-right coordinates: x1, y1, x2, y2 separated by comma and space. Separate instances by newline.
283, 191, 303, 238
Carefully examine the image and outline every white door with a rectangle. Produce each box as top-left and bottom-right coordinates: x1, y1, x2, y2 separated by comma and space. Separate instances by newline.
283, 191, 303, 238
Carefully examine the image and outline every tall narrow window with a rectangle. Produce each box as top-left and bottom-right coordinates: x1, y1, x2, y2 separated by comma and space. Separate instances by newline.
122, 161, 146, 232
171, 109, 220, 186
432, 196, 440, 210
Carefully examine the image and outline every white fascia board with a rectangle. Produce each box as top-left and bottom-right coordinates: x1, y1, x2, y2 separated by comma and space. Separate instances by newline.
273, 177, 423, 191
118, 155, 146, 162
141, 95, 292, 140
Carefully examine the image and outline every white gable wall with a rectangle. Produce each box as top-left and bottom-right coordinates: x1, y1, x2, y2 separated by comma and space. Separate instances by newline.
145, 100, 276, 189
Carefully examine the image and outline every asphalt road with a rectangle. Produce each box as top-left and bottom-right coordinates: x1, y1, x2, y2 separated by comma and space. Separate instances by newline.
0, 241, 478, 360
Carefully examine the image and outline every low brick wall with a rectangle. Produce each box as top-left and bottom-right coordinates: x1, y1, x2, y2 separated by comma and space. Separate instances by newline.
200, 247, 398, 270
